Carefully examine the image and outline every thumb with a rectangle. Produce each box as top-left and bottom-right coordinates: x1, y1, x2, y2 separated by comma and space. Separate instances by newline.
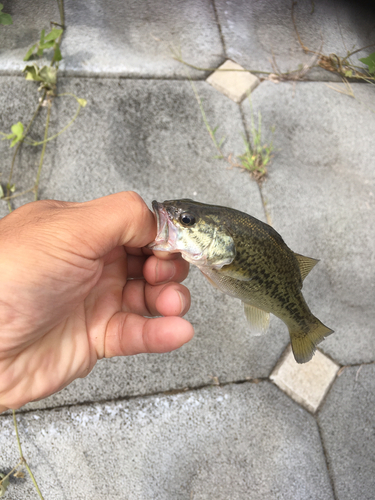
77, 191, 156, 257
2, 191, 156, 260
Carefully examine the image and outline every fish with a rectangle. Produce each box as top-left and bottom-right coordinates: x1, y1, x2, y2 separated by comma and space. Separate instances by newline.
148, 199, 333, 363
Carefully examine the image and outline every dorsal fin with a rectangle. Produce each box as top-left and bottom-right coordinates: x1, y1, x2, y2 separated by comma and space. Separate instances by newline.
294, 253, 319, 281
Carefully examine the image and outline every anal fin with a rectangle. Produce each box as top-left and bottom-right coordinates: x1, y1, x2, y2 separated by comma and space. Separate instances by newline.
243, 303, 270, 336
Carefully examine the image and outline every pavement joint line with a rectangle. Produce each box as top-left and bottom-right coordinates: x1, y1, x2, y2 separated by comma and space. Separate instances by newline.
238, 100, 271, 224
0, 377, 269, 417
1, 72, 371, 84
0, 72, 211, 81
7, 361, 375, 418
211, 0, 228, 58
2, 361, 373, 418
314, 415, 339, 500
258, 184, 272, 225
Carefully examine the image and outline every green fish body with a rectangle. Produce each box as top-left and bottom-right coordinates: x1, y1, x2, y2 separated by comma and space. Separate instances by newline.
149, 199, 333, 363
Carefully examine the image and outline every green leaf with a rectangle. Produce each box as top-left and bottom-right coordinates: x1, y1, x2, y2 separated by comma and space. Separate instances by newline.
8, 122, 24, 147
44, 28, 63, 42
39, 40, 55, 50
53, 44, 62, 62
6, 182, 16, 193
24, 43, 37, 61
23, 63, 57, 87
77, 98, 87, 107
0, 472, 10, 496
38, 65, 57, 85
24, 63, 44, 82
344, 69, 353, 78
359, 52, 375, 74
218, 136, 225, 148
0, 4, 12, 25
11, 122, 23, 137
0, 184, 4, 199
39, 28, 45, 45
0, 12, 12, 25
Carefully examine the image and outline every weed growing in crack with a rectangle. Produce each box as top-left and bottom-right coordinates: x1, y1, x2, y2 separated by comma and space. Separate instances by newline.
0, 0, 86, 212
189, 79, 274, 183
238, 98, 274, 182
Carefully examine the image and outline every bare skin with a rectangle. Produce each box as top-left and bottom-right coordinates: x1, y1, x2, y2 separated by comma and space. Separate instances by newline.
0, 191, 193, 413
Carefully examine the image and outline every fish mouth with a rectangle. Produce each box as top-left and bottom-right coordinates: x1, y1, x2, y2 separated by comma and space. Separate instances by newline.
148, 200, 179, 251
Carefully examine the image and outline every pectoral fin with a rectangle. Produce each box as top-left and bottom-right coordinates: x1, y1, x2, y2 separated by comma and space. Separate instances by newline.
201, 270, 220, 290
294, 253, 319, 281
219, 264, 254, 281
243, 303, 270, 336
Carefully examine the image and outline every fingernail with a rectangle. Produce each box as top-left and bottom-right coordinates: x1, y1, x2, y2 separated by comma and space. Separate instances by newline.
156, 259, 175, 283
177, 291, 186, 315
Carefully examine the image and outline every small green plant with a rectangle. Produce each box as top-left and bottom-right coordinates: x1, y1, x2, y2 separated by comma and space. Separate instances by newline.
359, 52, 375, 75
172, 4, 375, 90
189, 79, 225, 158
238, 98, 274, 181
0, 472, 10, 497
1, 122, 24, 148
0, 411, 44, 499
0, 0, 86, 212
24, 27, 63, 62
189, 79, 274, 182
0, 3, 12, 25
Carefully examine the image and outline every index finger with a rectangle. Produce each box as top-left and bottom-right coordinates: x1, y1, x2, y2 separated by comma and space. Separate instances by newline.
152, 249, 182, 260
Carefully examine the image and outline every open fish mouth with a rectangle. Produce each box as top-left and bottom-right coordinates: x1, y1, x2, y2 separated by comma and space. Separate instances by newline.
148, 200, 179, 251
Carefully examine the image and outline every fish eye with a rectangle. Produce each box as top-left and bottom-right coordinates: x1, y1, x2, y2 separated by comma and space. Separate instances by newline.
179, 213, 196, 226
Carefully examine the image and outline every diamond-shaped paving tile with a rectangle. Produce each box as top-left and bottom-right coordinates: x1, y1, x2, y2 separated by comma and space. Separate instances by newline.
270, 345, 340, 413
206, 60, 260, 103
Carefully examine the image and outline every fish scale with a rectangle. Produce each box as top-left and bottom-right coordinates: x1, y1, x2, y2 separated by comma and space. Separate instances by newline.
149, 199, 334, 363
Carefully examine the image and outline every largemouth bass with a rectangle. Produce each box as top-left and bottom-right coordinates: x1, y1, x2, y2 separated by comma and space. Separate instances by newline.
149, 199, 333, 363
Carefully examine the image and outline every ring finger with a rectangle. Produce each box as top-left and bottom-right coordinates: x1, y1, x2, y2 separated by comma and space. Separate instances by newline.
122, 280, 191, 318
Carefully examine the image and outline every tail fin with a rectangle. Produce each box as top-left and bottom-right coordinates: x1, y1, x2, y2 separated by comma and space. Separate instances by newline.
290, 318, 334, 364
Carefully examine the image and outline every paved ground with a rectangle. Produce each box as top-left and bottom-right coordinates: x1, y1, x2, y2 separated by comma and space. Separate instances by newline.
0, 1, 374, 499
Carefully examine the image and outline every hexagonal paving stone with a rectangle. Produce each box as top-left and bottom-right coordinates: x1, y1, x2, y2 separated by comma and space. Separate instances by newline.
0, 0, 224, 78
0, 382, 334, 500
318, 364, 375, 500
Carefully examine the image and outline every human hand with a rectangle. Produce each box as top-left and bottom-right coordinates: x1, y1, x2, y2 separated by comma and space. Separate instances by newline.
0, 192, 193, 413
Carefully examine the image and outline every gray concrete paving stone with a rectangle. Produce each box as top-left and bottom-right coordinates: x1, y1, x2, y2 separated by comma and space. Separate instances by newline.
0, 3, 374, 498
318, 364, 375, 500
1, 76, 292, 412
0, 382, 334, 500
241, 81, 375, 365
0, 0, 59, 73
0, 0, 224, 78
215, 0, 375, 80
